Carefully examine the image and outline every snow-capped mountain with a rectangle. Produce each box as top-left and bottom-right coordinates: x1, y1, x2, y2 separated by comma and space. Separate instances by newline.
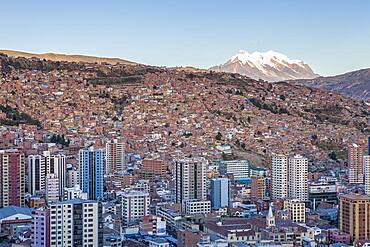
210, 50, 318, 82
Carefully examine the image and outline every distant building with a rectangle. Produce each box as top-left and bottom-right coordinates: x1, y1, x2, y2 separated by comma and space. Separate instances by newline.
175, 157, 207, 207
217, 159, 250, 180
46, 199, 103, 247
364, 156, 370, 195
339, 193, 370, 242
141, 159, 166, 179
0, 149, 25, 207
348, 142, 365, 184
45, 174, 59, 204
31, 207, 50, 247
250, 175, 266, 200
288, 155, 308, 202
28, 152, 66, 197
79, 147, 104, 200
271, 154, 288, 200
121, 190, 150, 225
309, 180, 338, 208
210, 177, 230, 209
285, 199, 306, 223
105, 139, 125, 175
140, 215, 167, 236
183, 200, 211, 215
66, 166, 79, 188
63, 184, 88, 200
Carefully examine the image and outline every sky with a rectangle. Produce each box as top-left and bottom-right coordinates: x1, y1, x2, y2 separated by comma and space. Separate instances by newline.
1, 0, 370, 76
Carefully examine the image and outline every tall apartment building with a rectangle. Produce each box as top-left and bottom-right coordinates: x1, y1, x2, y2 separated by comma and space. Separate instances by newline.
0, 149, 25, 207
31, 207, 50, 247
288, 155, 308, 202
175, 157, 207, 205
66, 166, 79, 188
141, 159, 166, 179
272, 154, 308, 202
105, 139, 125, 175
28, 152, 66, 197
79, 147, 104, 200
46, 174, 59, 204
42, 199, 104, 247
210, 177, 230, 209
348, 142, 365, 184
339, 193, 370, 242
365, 156, 370, 195
121, 190, 150, 225
217, 160, 250, 180
250, 175, 266, 200
271, 154, 288, 200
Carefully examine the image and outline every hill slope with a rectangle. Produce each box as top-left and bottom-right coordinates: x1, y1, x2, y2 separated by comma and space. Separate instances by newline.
288, 68, 370, 101
0, 49, 136, 65
210, 50, 318, 82
0, 54, 368, 168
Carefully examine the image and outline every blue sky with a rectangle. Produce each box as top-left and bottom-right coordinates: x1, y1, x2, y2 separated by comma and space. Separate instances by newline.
1, 0, 369, 76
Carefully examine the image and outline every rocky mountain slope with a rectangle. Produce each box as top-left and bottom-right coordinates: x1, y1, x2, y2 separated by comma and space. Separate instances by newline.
288, 68, 370, 101
0, 54, 368, 168
0, 49, 136, 65
210, 50, 318, 82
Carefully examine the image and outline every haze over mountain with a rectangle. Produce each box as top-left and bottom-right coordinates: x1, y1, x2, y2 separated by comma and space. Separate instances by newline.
289, 68, 370, 101
0, 49, 136, 65
210, 50, 319, 82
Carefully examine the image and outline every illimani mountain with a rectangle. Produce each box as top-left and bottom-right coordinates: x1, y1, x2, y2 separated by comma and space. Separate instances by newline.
288, 68, 370, 101
210, 50, 318, 82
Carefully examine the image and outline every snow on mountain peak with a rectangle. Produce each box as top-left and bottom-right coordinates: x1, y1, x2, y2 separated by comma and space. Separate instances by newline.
211, 49, 318, 82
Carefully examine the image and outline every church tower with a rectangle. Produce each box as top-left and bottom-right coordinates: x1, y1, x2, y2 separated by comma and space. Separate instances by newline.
266, 202, 275, 227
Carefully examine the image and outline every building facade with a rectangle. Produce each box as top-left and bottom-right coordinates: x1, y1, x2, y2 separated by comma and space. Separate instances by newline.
79, 147, 104, 200
105, 139, 125, 175
288, 155, 308, 202
271, 154, 288, 200
121, 190, 150, 225
210, 177, 230, 209
175, 157, 207, 205
339, 193, 370, 242
348, 142, 365, 184
0, 149, 25, 207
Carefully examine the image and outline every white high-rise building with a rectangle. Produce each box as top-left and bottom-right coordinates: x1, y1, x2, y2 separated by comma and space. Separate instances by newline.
364, 156, 370, 195
288, 155, 308, 202
46, 174, 59, 203
105, 139, 125, 175
121, 190, 150, 225
28, 152, 66, 198
271, 154, 288, 200
175, 157, 208, 205
63, 184, 88, 200
48, 199, 103, 247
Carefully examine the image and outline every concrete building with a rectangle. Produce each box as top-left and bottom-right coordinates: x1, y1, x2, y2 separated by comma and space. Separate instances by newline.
348, 142, 365, 184
339, 193, 370, 242
47, 199, 103, 247
46, 174, 59, 204
140, 215, 167, 236
175, 157, 207, 206
121, 190, 150, 225
28, 152, 66, 198
271, 154, 288, 200
79, 147, 104, 200
210, 177, 230, 209
288, 155, 308, 202
285, 199, 306, 223
217, 160, 250, 180
63, 184, 88, 200
0, 149, 25, 207
66, 166, 79, 188
105, 139, 125, 175
250, 175, 266, 200
31, 207, 50, 247
364, 156, 370, 195
141, 159, 166, 179
183, 200, 211, 215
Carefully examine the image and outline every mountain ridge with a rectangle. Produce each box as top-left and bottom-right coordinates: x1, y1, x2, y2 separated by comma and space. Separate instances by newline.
0, 49, 136, 65
288, 68, 370, 101
210, 50, 319, 82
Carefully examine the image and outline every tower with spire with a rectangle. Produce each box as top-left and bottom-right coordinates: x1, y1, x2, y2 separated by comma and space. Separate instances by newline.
266, 202, 275, 228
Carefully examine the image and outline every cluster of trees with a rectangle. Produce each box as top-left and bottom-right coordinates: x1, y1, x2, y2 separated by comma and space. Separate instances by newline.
0, 105, 41, 127
50, 134, 70, 147
249, 98, 289, 115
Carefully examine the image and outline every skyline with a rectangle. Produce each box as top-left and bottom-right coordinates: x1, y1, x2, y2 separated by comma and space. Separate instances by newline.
1, 1, 370, 76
